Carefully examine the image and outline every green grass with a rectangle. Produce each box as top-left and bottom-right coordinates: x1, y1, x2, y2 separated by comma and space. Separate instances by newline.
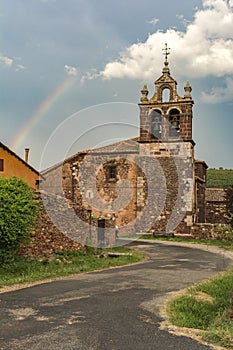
167, 269, 233, 348
138, 235, 233, 251
140, 234, 233, 347
207, 168, 233, 188
0, 246, 144, 289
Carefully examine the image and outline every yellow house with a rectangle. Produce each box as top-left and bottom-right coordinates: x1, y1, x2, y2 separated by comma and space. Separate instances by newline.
0, 142, 42, 189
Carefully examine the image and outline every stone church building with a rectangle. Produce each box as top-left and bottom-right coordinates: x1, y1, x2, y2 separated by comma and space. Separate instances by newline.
42, 51, 207, 242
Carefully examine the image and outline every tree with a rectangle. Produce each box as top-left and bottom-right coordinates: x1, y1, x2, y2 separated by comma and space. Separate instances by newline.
0, 177, 40, 264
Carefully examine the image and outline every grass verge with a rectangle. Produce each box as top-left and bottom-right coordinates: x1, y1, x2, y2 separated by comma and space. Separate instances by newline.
136, 235, 233, 347
138, 235, 233, 251
167, 269, 233, 348
0, 246, 144, 289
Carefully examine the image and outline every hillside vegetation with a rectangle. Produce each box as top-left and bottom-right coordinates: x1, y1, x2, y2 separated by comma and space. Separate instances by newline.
206, 168, 233, 188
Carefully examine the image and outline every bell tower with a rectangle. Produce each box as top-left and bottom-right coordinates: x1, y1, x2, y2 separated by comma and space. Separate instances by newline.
137, 44, 201, 235
139, 44, 194, 144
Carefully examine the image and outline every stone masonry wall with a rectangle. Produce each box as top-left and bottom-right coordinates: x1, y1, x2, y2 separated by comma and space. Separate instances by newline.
68, 153, 138, 236
136, 141, 194, 234
63, 140, 196, 235
206, 188, 227, 224
42, 137, 199, 236
139, 102, 193, 142
194, 160, 207, 223
20, 193, 85, 257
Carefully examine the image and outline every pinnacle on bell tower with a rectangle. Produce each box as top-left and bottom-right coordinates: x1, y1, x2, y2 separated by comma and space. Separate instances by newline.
162, 43, 171, 74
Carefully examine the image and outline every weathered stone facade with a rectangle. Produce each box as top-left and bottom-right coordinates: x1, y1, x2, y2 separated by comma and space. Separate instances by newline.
195, 160, 208, 223
205, 188, 228, 224
42, 57, 208, 242
20, 193, 84, 257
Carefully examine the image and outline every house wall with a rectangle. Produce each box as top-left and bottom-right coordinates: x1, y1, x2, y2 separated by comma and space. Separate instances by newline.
41, 162, 65, 195
0, 146, 40, 189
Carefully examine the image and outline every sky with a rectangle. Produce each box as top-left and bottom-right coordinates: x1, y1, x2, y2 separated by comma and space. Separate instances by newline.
0, 0, 233, 170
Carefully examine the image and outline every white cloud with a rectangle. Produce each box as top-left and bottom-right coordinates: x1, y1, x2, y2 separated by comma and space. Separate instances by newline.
201, 77, 233, 103
64, 64, 78, 76
97, 0, 233, 81
15, 64, 26, 72
0, 55, 13, 67
80, 69, 100, 84
176, 14, 191, 28
0, 55, 26, 73
147, 18, 159, 26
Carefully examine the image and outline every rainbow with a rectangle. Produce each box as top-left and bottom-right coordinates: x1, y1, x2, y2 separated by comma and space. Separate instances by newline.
11, 75, 76, 151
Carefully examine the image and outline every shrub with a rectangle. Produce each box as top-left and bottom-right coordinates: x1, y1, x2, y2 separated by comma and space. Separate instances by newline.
213, 225, 233, 241
0, 177, 40, 264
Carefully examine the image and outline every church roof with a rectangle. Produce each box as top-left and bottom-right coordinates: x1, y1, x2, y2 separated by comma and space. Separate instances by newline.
42, 137, 140, 174
86, 137, 140, 155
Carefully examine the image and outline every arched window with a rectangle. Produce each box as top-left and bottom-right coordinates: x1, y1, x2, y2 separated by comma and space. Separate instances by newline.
162, 88, 170, 102
150, 109, 162, 139
169, 109, 180, 137
109, 165, 117, 179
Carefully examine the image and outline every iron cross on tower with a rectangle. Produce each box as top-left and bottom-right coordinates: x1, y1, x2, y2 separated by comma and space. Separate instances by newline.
162, 43, 170, 62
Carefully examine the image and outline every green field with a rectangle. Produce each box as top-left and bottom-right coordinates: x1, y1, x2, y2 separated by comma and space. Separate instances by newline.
206, 168, 233, 188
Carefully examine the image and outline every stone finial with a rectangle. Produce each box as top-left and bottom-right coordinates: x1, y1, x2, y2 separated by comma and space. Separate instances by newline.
140, 84, 149, 102
162, 43, 170, 63
162, 43, 171, 75
184, 81, 192, 98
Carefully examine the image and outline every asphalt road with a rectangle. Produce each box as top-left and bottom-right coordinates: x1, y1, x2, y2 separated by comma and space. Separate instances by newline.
0, 241, 232, 350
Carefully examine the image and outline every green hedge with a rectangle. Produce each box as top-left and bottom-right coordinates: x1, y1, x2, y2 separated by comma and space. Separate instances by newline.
0, 177, 40, 264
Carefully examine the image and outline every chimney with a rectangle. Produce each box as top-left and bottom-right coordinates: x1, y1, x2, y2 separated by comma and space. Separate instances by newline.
25, 148, 30, 163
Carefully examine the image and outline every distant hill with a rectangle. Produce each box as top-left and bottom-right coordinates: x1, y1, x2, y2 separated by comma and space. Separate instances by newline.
206, 168, 233, 188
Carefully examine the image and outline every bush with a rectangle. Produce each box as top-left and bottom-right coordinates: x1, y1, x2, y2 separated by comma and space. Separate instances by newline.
213, 225, 233, 241
0, 177, 40, 264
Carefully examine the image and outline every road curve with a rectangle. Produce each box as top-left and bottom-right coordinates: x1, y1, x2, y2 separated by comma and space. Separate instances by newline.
0, 241, 232, 350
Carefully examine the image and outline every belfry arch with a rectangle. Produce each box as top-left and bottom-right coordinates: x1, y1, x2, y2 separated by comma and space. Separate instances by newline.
162, 87, 171, 102
168, 108, 181, 137
150, 109, 162, 139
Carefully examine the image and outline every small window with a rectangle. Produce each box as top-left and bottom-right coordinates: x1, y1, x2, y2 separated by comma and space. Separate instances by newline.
109, 166, 117, 179
0, 159, 4, 172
